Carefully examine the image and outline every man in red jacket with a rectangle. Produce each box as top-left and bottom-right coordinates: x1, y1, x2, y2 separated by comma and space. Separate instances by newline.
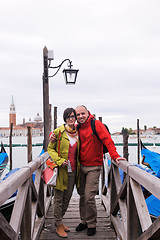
75, 105, 126, 236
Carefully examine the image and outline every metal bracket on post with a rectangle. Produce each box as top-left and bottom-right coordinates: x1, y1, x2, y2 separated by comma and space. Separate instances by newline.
44, 59, 48, 83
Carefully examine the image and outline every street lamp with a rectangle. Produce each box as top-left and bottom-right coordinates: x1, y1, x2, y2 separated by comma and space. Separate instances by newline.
48, 55, 78, 85
43, 46, 79, 151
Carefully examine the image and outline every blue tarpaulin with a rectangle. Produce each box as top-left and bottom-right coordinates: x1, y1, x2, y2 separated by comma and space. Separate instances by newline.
141, 148, 160, 175
146, 194, 160, 217
141, 144, 160, 217
0, 153, 8, 165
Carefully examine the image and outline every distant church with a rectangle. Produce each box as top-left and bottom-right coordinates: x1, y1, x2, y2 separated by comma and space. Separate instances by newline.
0, 96, 44, 137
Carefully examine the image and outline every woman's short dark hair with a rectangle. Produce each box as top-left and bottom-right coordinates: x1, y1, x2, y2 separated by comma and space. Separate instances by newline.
63, 108, 76, 122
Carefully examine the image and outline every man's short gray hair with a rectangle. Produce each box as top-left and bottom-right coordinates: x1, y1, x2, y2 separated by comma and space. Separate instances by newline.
75, 105, 88, 111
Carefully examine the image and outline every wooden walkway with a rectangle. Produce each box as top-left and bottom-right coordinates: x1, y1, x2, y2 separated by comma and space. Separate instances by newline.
39, 195, 117, 240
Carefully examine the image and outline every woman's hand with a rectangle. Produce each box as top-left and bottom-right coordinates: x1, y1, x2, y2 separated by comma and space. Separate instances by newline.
61, 160, 68, 167
49, 132, 57, 143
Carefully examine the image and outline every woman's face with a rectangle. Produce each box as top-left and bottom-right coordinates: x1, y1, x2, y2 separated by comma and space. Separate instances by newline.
66, 112, 76, 127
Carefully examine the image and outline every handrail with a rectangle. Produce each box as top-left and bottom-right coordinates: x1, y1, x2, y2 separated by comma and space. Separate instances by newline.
0, 152, 51, 240
101, 157, 160, 240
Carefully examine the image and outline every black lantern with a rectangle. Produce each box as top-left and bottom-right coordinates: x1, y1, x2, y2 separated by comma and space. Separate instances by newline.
63, 67, 79, 84
48, 56, 78, 85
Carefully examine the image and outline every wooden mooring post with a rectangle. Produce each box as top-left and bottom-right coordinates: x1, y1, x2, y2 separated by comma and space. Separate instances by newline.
99, 116, 102, 122
54, 106, 57, 130
43, 46, 50, 152
123, 129, 129, 161
9, 123, 13, 170
137, 119, 140, 164
49, 104, 52, 133
27, 126, 32, 163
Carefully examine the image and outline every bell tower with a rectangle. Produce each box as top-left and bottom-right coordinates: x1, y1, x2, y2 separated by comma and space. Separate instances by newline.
9, 96, 16, 126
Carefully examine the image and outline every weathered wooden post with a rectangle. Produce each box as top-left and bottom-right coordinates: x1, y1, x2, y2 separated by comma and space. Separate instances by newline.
9, 122, 13, 170
99, 116, 102, 122
42, 47, 78, 150
93, 114, 96, 119
21, 187, 32, 239
123, 129, 129, 161
137, 119, 140, 164
43, 46, 50, 151
27, 126, 32, 163
98, 116, 107, 196
54, 106, 57, 130
49, 103, 52, 133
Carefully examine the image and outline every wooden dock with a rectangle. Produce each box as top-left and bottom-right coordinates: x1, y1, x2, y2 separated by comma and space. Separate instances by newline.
1, 153, 160, 239
39, 195, 117, 240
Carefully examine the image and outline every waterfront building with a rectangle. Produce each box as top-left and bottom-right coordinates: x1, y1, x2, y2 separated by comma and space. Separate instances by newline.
0, 97, 44, 137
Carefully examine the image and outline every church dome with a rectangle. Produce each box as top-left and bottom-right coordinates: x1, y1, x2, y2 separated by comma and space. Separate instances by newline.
34, 113, 42, 122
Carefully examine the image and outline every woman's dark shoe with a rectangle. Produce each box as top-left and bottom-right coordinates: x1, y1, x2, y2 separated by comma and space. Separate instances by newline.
87, 227, 96, 236
76, 223, 87, 231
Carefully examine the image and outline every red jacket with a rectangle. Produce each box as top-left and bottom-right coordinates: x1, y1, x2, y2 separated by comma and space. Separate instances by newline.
78, 113, 120, 166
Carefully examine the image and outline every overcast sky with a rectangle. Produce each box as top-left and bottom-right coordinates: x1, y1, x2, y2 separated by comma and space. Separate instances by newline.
1, 0, 160, 133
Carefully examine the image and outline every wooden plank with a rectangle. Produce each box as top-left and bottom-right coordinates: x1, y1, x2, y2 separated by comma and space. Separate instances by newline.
110, 166, 118, 212
10, 180, 30, 234
112, 160, 130, 174
137, 216, 160, 240
0, 152, 50, 206
32, 216, 45, 240
36, 179, 45, 218
31, 180, 44, 237
0, 168, 30, 205
101, 195, 109, 214
21, 186, 32, 240
26, 152, 50, 173
111, 178, 127, 215
112, 164, 122, 192
118, 199, 127, 234
130, 178, 152, 231
127, 176, 139, 240
111, 160, 160, 199
39, 196, 117, 239
0, 210, 18, 240
128, 165, 160, 199
110, 214, 126, 240
106, 160, 160, 239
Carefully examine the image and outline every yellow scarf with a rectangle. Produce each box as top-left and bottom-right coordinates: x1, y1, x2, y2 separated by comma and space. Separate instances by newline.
65, 124, 78, 139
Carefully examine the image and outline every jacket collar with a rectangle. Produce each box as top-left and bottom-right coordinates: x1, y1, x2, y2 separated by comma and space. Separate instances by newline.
59, 124, 66, 133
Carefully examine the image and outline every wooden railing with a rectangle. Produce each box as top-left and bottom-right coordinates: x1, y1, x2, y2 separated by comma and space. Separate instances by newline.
0, 152, 51, 240
101, 156, 160, 240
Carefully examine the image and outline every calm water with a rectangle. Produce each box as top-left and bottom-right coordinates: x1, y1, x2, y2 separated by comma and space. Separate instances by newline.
1, 134, 160, 179
0, 136, 43, 178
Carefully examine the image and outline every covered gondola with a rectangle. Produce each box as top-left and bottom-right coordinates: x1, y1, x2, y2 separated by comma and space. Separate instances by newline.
140, 140, 160, 218
0, 142, 9, 179
0, 146, 44, 222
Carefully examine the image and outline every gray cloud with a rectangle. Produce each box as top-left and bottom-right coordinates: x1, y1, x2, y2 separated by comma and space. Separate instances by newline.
0, 0, 160, 133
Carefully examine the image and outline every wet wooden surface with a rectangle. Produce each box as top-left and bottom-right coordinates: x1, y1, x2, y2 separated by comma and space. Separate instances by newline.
39, 195, 117, 239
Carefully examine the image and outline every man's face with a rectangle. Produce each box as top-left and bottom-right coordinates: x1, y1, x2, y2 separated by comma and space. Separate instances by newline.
76, 106, 89, 124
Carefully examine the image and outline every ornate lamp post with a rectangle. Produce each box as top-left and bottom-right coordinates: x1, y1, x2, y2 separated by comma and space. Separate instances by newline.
43, 46, 79, 151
